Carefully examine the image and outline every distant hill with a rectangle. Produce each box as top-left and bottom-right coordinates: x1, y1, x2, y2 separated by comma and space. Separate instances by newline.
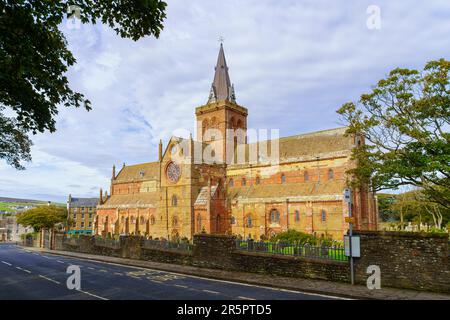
0, 197, 46, 204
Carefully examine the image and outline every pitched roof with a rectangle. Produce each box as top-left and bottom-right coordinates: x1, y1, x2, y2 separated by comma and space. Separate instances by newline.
69, 198, 99, 207
230, 127, 352, 167
227, 180, 346, 202
194, 185, 218, 206
207, 44, 236, 103
114, 162, 160, 183
98, 192, 159, 209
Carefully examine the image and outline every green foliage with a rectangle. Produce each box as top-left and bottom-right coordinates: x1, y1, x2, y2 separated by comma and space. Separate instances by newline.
377, 193, 397, 222
16, 205, 67, 231
0, 0, 167, 169
269, 229, 339, 246
337, 59, 450, 208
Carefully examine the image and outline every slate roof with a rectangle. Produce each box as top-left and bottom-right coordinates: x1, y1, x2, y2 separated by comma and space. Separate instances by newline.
114, 162, 160, 183
229, 127, 352, 167
69, 198, 99, 208
98, 192, 160, 209
227, 180, 346, 202
194, 185, 218, 206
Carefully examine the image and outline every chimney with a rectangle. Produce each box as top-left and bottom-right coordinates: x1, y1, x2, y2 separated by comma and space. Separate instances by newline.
158, 139, 163, 162
112, 164, 116, 179
99, 188, 103, 204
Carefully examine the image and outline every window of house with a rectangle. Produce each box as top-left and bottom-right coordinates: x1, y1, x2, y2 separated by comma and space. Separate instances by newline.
88, 222, 92, 228
242, 178, 246, 186
256, 176, 261, 185
89, 213, 93, 219
295, 210, 300, 222
229, 178, 234, 187
89, 207, 93, 212
81, 213, 85, 219
281, 174, 286, 184
73, 213, 76, 219
81, 207, 85, 212
328, 169, 334, 180
231, 216, 236, 225
81, 222, 85, 228
304, 171, 309, 182
172, 195, 178, 207
150, 216, 155, 225
321, 210, 327, 222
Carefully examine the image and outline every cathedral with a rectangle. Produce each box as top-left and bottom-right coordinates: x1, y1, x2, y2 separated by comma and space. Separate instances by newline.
94, 44, 378, 241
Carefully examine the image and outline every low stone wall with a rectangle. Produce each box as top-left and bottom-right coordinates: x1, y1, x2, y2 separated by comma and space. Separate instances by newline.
354, 230, 449, 293
53, 231, 450, 293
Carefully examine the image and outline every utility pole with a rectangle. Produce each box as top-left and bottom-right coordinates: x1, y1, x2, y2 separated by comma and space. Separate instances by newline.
344, 188, 354, 285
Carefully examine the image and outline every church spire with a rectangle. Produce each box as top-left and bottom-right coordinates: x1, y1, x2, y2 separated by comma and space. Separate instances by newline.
207, 43, 236, 104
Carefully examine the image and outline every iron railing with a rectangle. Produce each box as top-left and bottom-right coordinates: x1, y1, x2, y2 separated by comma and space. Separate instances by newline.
235, 240, 348, 262
142, 239, 193, 252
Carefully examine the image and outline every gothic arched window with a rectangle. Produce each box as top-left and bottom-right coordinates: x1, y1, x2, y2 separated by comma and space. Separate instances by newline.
246, 215, 253, 228
304, 171, 309, 182
321, 210, 327, 222
171, 195, 177, 207
140, 216, 145, 225
295, 210, 300, 222
328, 169, 334, 180
281, 174, 286, 184
270, 209, 280, 223
150, 215, 155, 225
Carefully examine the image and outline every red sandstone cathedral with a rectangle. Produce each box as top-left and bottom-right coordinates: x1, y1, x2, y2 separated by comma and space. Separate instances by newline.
94, 44, 378, 241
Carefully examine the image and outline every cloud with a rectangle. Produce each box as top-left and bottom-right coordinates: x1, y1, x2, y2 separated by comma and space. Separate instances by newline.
1, 0, 450, 201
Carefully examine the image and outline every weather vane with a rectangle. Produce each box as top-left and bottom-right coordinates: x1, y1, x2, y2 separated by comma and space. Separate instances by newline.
218, 36, 225, 44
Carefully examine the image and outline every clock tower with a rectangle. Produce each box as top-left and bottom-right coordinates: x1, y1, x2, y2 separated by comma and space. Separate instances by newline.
195, 44, 248, 165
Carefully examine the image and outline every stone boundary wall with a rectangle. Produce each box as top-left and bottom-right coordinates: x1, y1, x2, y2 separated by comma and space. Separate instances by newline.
53, 231, 449, 293
353, 230, 449, 293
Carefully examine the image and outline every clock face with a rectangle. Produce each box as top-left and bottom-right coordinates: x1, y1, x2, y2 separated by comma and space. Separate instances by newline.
166, 161, 181, 183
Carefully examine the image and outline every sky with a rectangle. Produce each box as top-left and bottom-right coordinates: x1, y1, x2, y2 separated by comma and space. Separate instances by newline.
1, 0, 450, 202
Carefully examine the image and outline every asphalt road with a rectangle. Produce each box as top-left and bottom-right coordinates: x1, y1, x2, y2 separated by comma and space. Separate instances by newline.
0, 244, 344, 300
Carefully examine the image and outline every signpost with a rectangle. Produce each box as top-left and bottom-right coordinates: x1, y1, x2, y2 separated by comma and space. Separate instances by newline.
344, 188, 355, 285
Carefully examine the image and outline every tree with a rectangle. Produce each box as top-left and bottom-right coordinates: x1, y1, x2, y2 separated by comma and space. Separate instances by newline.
17, 205, 67, 232
0, 0, 167, 169
337, 59, 450, 208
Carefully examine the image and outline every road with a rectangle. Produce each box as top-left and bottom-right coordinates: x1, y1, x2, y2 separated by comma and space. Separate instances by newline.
0, 244, 344, 300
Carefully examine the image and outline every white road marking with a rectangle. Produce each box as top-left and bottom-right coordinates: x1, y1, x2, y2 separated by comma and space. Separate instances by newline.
38, 275, 60, 284
238, 296, 256, 300
41, 256, 51, 259
88, 267, 95, 270
174, 284, 188, 289
150, 280, 163, 284
57, 260, 65, 264
99, 269, 108, 273
114, 272, 123, 276
43, 252, 349, 300
1, 261, 12, 266
203, 289, 219, 294
16, 266, 31, 273
77, 289, 109, 300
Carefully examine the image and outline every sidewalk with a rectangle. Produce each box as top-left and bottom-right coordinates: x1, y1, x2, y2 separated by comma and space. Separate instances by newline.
26, 247, 450, 300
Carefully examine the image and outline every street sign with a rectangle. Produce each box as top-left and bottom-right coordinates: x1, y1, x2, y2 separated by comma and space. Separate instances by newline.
344, 235, 360, 257
345, 217, 355, 223
344, 188, 352, 203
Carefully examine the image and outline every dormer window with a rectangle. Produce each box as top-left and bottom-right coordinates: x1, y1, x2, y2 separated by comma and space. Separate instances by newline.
139, 170, 145, 178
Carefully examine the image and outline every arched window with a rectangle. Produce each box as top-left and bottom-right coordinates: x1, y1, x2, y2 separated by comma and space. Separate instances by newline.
321, 210, 327, 222
229, 178, 234, 187
197, 214, 202, 232
231, 216, 236, 225
295, 210, 300, 222
270, 209, 280, 223
172, 215, 178, 227
130, 216, 135, 224
255, 176, 261, 185
171, 195, 177, 207
304, 171, 309, 182
140, 216, 145, 225
328, 169, 334, 180
246, 215, 253, 228
242, 178, 246, 186
281, 174, 286, 184
150, 215, 155, 225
